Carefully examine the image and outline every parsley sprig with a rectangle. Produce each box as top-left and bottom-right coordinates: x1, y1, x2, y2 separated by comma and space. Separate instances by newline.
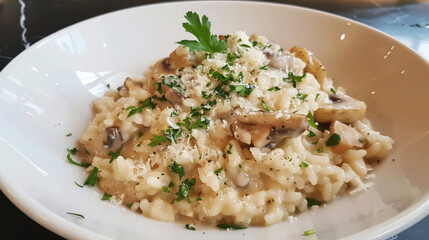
177, 11, 226, 56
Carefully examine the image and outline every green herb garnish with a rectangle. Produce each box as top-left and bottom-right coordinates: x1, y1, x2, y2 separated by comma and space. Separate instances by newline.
162, 186, 171, 193
229, 84, 254, 97
74, 181, 83, 188
306, 112, 318, 129
358, 138, 364, 143
177, 11, 226, 56
304, 229, 316, 236
170, 160, 185, 180
67, 154, 90, 168
66, 212, 85, 219
66, 133, 72, 137
196, 196, 202, 201
330, 88, 336, 94
148, 134, 169, 147
267, 86, 281, 91
306, 198, 323, 207
314, 93, 320, 101
299, 161, 309, 168
259, 65, 268, 70
326, 133, 341, 146
185, 224, 196, 231
126, 98, 157, 118
216, 224, 247, 230
108, 148, 121, 163
308, 130, 316, 137
84, 167, 99, 187
102, 193, 112, 201
175, 178, 196, 203
261, 101, 269, 111
67, 147, 78, 155
284, 72, 306, 88
214, 167, 223, 176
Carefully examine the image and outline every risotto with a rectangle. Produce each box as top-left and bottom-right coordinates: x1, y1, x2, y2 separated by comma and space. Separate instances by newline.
72, 12, 393, 227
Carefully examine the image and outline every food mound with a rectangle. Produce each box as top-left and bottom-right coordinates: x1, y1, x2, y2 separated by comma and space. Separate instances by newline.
75, 12, 393, 227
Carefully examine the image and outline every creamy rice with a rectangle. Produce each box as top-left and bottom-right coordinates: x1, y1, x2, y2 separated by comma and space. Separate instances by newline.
76, 31, 393, 226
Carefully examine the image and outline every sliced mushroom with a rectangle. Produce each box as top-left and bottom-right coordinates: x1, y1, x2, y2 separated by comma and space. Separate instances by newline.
328, 121, 365, 153
267, 52, 294, 72
230, 111, 308, 148
104, 127, 123, 151
290, 46, 326, 85
164, 87, 184, 104
314, 93, 366, 124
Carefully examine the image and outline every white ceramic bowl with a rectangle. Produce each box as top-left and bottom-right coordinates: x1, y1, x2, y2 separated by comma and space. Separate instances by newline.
0, 1, 428, 239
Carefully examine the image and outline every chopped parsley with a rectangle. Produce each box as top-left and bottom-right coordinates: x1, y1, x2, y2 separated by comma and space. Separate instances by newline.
306, 198, 323, 207
170, 111, 178, 117
66, 133, 72, 137
229, 84, 254, 97
311, 141, 318, 145
214, 167, 223, 176
299, 161, 309, 168
259, 65, 268, 70
213, 84, 230, 99
74, 181, 83, 188
84, 167, 99, 187
239, 44, 251, 48
106, 84, 110, 89
66, 212, 84, 219
177, 11, 226, 56
304, 229, 316, 236
267, 86, 281, 91
216, 224, 247, 230
185, 224, 196, 231
127, 203, 133, 208
102, 193, 112, 201
317, 148, 323, 153
174, 178, 196, 203
67, 154, 90, 168
148, 134, 169, 146
306, 112, 318, 129
168, 182, 174, 188
297, 91, 309, 101
314, 93, 320, 101
67, 147, 78, 155
330, 88, 336, 94
137, 132, 143, 140
85, 149, 90, 155
126, 98, 157, 118
149, 127, 182, 147
226, 52, 240, 65
308, 130, 316, 137
325, 133, 341, 146
261, 101, 269, 111
284, 72, 306, 88
196, 196, 202, 201
161, 186, 171, 193
108, 148, 121, 163
170, 160, 185, 180
226, 144, 232, 154
136, 142, 142, 147
359, 138, 365, 143
154, 81, 163, 94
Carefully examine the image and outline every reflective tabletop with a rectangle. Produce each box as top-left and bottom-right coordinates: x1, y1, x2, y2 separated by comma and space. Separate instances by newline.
0, 0, 428, 239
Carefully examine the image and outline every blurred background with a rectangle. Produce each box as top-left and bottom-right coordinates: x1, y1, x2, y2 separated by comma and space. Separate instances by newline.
0, 0, 428, 239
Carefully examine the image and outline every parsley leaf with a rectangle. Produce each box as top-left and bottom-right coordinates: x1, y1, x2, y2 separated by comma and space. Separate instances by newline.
66, 133, 72, 137
306, 112, 318, 129
326, 133, 341, 146
148, 134, 169, 147
66, 212, 84, 219
261, 101, 269, 111
315, 93, 320, 101
259, 65, 268, 70
299, 161, 309, 168
284, 72, 306, 88
177, 11, 226, 56
214, 167, 223, 176
67, 147, 78, 155
84, 167, 99, 187
304, 230, 316, 236
267, 86, 281, 91
161, 186, 170, 193
216, 224, 247, 230
170, 160, 185, 180
229, 84, 254, 97
330, 88, 336, 94
175, 178, 196, 203
126, 98, 157, 118
308, 130, 316, 137
74, 181, 83, 188
108, 148, 121, 163
102, 193, 112, 201
67, 153, 90, 168
185, 224, 196, 231
306, 198, 323, 207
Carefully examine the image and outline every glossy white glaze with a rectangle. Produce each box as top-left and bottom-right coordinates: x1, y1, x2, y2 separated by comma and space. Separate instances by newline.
0, 1, 428, 239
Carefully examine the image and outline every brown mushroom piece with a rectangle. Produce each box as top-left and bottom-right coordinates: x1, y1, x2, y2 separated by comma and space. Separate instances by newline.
314, 93, 367, 124
290, 46, 326, 85
104, 127, 123, 151
328, 121, 365, 154
267, 52, 294, 71
230, 111, 308, 148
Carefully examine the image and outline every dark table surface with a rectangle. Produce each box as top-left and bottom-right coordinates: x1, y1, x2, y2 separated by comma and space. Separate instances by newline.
0, 0, 428, 239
